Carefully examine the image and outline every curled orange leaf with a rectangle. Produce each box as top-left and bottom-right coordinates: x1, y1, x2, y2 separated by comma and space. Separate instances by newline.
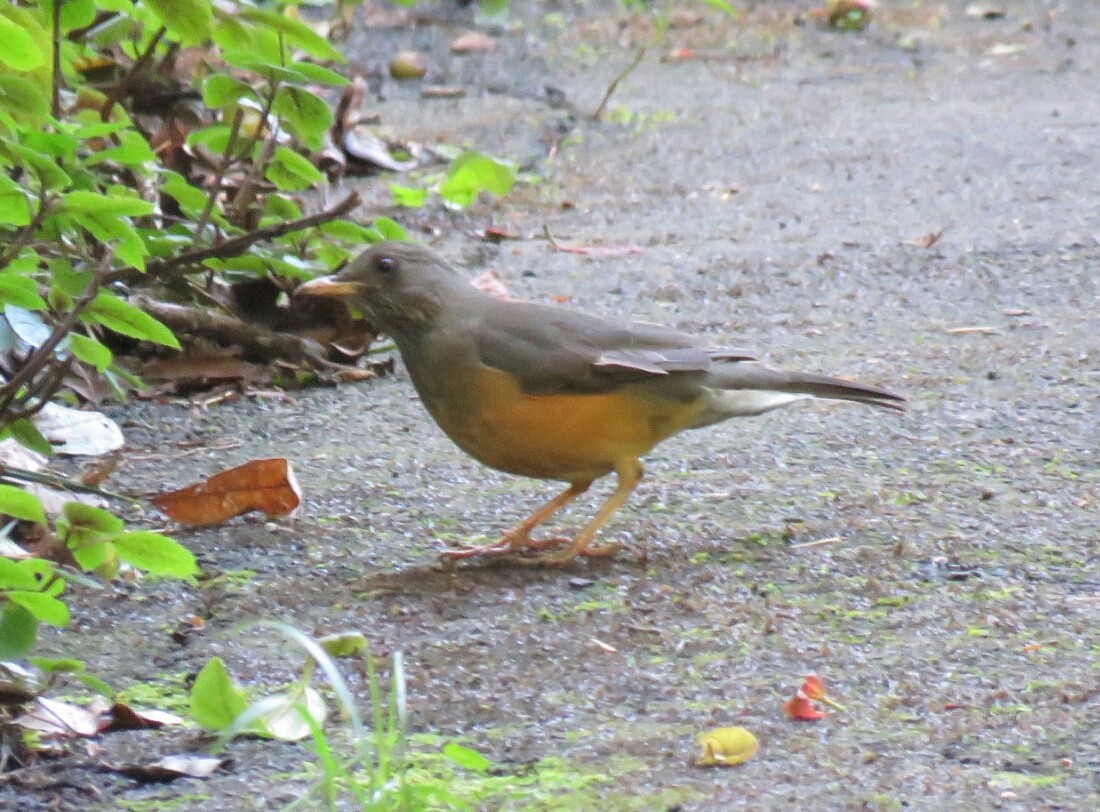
151, 458, 301, 527
802, 674, 847, 711
784, 689, 827, 721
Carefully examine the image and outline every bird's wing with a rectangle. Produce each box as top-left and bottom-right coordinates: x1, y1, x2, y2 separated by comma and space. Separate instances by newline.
475, 299, 755, 395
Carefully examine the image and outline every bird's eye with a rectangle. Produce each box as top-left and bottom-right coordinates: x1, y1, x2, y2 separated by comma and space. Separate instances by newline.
377, 256, 397, 274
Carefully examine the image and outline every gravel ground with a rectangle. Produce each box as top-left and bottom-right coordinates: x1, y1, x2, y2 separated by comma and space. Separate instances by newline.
7, 2, 1097, 810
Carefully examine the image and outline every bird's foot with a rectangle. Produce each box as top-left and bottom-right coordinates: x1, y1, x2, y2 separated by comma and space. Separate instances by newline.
439, 539, 514, 560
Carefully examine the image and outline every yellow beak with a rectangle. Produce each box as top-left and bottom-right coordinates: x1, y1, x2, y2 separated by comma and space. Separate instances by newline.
296, 276, 359, 298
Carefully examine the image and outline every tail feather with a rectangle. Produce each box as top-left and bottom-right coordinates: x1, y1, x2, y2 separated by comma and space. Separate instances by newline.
704, 363, 906, 416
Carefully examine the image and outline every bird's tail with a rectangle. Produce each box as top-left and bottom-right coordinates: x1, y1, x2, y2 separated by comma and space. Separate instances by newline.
700, 363, 905, 421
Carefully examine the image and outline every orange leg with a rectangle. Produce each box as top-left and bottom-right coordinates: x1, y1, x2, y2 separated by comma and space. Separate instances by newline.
536, 459, 644, 566
439, 480, 592, 561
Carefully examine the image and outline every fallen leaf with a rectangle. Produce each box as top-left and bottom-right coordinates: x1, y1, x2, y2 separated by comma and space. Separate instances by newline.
114, 755, 230, 782
142, 355, 264, 387
451, 32, 496, 54
151, 458, 301, 527
550, 243, 642, 258
420, 85, 467, 99
919, 230, 943, 248
784, 689, 827, 721
665, 47, 698, 61
102, 703, 185, 732
986, 42, 1027, 57
946, 326, 999, 335
694, 726, 759, 767
251, 687, 327, 741
965, 3, 1006, 19
343, 126, 417, 172
801, 674, 847, 711
16, 697, 99, 738
32, 402, 124, 456
471, 270, 511, 300
483, 226, 521, 242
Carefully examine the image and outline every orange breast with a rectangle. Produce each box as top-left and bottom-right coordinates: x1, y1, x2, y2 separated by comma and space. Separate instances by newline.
422, 364, 707, 482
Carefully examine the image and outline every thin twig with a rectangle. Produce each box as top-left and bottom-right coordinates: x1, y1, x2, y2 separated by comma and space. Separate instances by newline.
103, 192, 362, 284
0, 193, 56, 269
0, 465, 137, 503
100, 26, 167, 122
193, 106, 245, 247
228, 81, 282, 227
0, 260, 106, 417
592, 45, 647, 121
50, 0, 62, 118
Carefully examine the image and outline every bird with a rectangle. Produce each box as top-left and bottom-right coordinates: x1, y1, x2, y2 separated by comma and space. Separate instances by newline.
296, 241, 904, 565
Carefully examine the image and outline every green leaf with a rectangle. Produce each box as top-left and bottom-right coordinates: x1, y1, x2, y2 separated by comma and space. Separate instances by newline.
439, 152, 516, 208
74, 672, 116, 697
67, 333, 112, 372
318, 632, 367, 658
71, 540, 115, 573
220, 54, 311, 85
111, 531, 198, 577
0, 557, 53, 591
0, 11, 45, 71
191, 657, 249, 732
0, 484, 47, 524
83, 291, 181, 348
272, 86, 331, 151
0, 175, 31, 225
390, 184, 428, 208
288, 61, 349, 87
318, 220, 382, 242
202, 74, 254, 109
38, 0, 97, 31
239, 8, 345, 63
160, 171, 209, 213
144, 0, 213, 45
0, 274, 46, 310
6, 418, 53, 457
83, 130, 158, 168
372, 217, 407, 241
0, 75, 49, 119
0, 601, 37, 659
28, 656, 85, 673
63, 190, 155, 218
443, 742, 492, 772
0, 141, 71, 189
267, 146, 325, 191
6, 591, 69, 627
62, 502, 125, 535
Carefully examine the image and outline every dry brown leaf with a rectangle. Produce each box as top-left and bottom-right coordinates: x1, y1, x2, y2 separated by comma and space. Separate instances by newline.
420, 86, 466, 99
918, 230, 943, 248
551, 243, 642, 258
151, 458, 301, 527
103, 703, 185, 732
114, 755, 230, 782
451, 32, 497, 54
16, 697, 99, 738
143, 355, 264, 386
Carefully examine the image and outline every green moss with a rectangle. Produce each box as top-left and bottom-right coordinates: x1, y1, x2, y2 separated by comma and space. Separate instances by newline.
115, 672, 193, 714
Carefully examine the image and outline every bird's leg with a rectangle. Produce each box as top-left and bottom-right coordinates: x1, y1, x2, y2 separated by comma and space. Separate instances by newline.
537, 460, 643, 565
439, 480, 591, 560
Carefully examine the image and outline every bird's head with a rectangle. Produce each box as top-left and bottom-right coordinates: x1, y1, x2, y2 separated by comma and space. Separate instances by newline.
296, 241, 462, 334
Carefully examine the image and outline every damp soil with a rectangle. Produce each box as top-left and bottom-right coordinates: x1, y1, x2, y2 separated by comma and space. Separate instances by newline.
5, 2, 1098, 810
